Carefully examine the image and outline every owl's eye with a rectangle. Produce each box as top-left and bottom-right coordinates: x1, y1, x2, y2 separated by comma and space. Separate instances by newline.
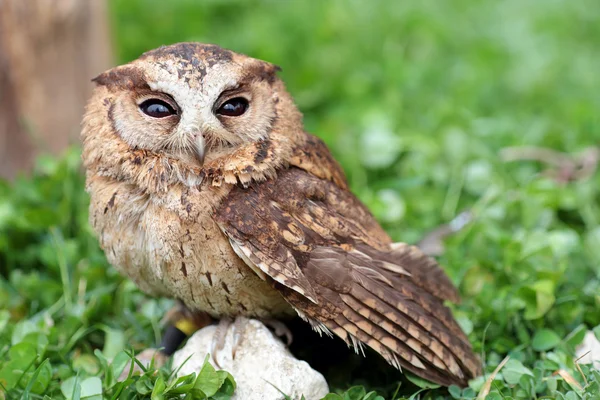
216, 97, 249, 117
139, 99, 177, 118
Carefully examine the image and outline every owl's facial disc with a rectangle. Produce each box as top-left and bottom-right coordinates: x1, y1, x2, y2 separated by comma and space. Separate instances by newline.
135, 95, 208, 165
91, 43, 288, 168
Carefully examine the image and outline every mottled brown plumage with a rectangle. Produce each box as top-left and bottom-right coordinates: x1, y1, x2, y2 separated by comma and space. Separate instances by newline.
81, 42, 480, 386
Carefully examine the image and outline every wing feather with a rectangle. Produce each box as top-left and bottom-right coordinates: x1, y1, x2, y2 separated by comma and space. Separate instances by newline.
215, 157, 480, 386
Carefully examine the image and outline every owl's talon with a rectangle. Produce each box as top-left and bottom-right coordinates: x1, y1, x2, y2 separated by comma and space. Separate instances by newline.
231, 316, 249, 358
211, 317, 232, 368
260, 318, 293, 346
210, 316, 249, 367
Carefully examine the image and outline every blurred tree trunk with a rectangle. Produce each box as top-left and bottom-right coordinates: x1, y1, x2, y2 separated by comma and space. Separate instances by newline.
0, 0, 113, 179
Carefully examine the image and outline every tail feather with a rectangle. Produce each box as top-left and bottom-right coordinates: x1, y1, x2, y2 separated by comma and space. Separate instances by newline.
354, 274, 475, 360
347, 248, 469, 345
340, 292, 463, 377
292, 245, 481, 386
347, 283, 480, 380
330, 311, 463, 387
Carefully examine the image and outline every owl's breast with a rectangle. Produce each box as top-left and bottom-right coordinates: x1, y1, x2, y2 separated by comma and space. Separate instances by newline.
86, 175, 292, 318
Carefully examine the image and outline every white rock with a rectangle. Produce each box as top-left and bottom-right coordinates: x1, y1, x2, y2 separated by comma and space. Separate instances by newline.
172, 318, 329, 400
576, 331, 600, 370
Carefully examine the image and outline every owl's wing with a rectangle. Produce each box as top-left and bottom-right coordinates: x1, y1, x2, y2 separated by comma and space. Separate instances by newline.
215, 154, 480, 387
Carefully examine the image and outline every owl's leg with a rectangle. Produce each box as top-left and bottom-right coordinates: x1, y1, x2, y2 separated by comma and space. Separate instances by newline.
118, 305, 211, 379
159, 302, 213, 357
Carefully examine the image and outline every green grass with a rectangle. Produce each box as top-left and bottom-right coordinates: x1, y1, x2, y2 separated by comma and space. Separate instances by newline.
2, 0, 600, 398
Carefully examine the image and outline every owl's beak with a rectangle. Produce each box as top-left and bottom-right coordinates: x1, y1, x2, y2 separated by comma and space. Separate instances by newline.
194, 134, 205, 166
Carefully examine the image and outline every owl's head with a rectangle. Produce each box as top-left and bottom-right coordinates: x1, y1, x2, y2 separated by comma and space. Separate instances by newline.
84, 43, 302, 170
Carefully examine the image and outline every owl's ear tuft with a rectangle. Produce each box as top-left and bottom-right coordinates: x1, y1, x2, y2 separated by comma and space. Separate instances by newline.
91, 67, 150, 91
92, 71, 111, 86
244, 59, 282, 83
267, 62, 282, 74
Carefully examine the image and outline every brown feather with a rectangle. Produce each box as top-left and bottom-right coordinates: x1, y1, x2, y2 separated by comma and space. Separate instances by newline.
216, 164, 481, 387
359, 243, 461, 303
306, 246, 479, 382
288, 133, 348, 189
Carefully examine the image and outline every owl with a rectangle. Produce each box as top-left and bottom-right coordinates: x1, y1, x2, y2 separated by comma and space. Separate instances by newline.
81, 42, 480, 386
